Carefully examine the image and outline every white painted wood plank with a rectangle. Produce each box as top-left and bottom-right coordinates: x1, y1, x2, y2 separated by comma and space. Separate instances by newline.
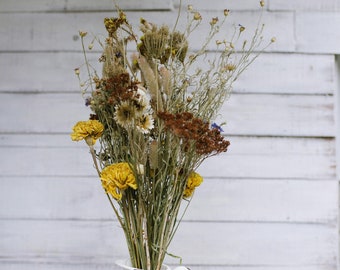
0, 176, 337, 224
0, 135, 336, 179
0, 52, 334, 95
233, 53, 335, 94
0, 93, 335, 136
0, 0, 173, 12
220, 93, 336, 137
269, 0, 338, 11
0, 93, 90, 134
173, 0, 262, 10
0, 0, 66, 12
170, 223, 337, 266
0, 11, 292, 52
0, 52, 88, 92
0, 134, 72, 147
67, 0, 173, 11
296, 12, 340, 54
186, 178, 338, 224
0, 220, 337, 266
199, 137, 336, 179
2, 134, 334, 154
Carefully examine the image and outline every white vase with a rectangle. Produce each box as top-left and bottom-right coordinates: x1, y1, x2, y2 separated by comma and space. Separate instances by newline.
115, 259, 189, 270
115, 259, 170, 270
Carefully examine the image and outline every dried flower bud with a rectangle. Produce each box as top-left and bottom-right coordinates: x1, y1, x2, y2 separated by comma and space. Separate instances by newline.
79, 31, 87, 38
93, 76, 100, 83
260, 0, 265, 7
193, 12, 202, 20
271, 37, 276, 43
119, 11, 127, 21
74, 68, 80, 75
99, 55, 106, 62
187, 5, 193, 11
182, 78, 190, 87
225, 64, 236, 71
210, 17, 219, 25
239, 25, 245, 32
88, 43, 94, 50
140, 17, 146, 24
126, 34, 136, 42
140, 17, 153, 30
188, 54, 195, 61
223, 9, 230, 16
216, 40, 223, 45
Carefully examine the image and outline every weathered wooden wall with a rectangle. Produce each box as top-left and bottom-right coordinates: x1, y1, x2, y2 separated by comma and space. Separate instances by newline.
0, 0, 339, 269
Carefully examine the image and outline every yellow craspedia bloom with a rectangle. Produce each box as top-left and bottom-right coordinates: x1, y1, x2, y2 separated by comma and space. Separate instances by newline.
183, 172, 203, 198
100, 162, 137, 200
71, 120, 104, 146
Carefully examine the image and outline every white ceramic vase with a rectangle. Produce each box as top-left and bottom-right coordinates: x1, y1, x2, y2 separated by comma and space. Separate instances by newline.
115, 259, 189, 270
115, 259, 170, 270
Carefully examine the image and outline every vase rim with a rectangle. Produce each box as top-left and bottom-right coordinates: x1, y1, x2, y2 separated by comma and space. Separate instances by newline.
115, 259, 171, 270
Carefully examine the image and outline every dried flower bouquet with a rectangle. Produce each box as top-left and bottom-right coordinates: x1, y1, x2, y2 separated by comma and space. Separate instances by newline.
71, 2, 273, 269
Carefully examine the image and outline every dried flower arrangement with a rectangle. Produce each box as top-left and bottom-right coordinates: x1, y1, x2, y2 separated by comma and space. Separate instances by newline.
71, 1, 273, 269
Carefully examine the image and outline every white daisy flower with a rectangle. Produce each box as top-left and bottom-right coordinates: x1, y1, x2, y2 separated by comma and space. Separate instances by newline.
136, 114, 154, 134
114, 100, 136, 128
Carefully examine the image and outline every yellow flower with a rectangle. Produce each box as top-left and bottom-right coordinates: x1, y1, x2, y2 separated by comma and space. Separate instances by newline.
71, 120, 104, 146
183, 172, 203, 198
100, 163, 137, 200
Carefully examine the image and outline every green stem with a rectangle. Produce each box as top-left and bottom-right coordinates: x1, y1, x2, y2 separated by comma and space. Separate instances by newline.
80, 36, 94, 92
89, 145, 124, 229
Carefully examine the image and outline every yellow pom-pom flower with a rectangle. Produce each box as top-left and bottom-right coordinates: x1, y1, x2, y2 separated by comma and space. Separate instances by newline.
183, 172, 203, 198
100, 162, 137, 200
71, 120, 104, 146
